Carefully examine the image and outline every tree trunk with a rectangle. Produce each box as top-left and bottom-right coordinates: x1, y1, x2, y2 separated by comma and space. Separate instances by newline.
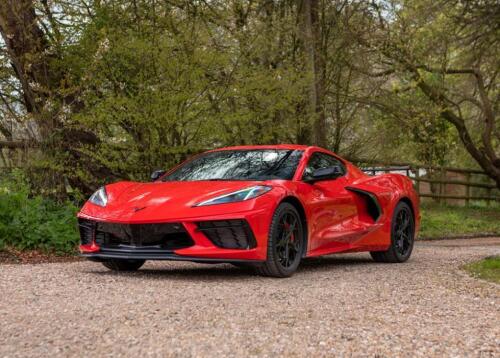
299, 0, 327, 147
0, 0, 51, 129
0, 0, 105, 196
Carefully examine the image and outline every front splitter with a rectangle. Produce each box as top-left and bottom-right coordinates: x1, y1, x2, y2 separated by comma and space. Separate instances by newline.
81, 251, 264, 264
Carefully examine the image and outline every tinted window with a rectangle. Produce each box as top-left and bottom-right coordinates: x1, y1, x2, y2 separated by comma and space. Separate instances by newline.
302, 152, 345, 179
163, 150, 303, 181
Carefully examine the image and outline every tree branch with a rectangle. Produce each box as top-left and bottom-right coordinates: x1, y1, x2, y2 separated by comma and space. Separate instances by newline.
416, 65, 477, 75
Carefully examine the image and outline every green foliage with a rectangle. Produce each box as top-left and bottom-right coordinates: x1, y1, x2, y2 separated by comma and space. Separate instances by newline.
464, 256, 500, 284
65, 1, 311, 184
0, 171, 79, 254
366, 0, 499, 170
0, 0, 498, 196
372, 86, 458, 166
420, 203, 500, 239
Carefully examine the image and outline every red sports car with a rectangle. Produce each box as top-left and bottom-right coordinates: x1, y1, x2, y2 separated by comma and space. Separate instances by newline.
78, 145, 420, 277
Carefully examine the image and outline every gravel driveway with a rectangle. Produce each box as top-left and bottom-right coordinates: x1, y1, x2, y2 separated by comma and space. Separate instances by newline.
1, 238, 498, 357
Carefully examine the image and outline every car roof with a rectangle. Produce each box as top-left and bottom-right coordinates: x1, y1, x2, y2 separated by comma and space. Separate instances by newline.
210, 144, 313, 151
207, 144, 353, 167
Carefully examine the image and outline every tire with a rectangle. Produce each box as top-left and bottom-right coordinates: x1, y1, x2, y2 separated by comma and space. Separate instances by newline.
102, 259, 145, 271
255, 203, 305, 278
370, 201, 415, 263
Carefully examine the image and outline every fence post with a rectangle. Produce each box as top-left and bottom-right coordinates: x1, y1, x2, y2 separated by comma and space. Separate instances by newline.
0, 149, 6, 168
465, 172, 471, 206
438, 168, 445, 204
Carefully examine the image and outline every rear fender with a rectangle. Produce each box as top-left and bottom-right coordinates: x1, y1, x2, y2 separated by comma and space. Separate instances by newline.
347, 173, 417, 224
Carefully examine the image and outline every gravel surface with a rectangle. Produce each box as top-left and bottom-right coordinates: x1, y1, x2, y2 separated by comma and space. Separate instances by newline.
1, 238, 499, 357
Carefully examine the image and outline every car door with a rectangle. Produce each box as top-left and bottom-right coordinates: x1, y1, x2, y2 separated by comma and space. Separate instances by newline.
301, 152, 358, 254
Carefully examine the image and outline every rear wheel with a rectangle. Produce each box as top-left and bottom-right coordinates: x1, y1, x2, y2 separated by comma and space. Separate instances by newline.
370, 201, 415, 263
102, 259, 145, 271
255, 203, 305, 278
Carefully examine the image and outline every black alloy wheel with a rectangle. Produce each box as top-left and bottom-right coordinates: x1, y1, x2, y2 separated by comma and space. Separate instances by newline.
256, 202, 305, 277
394, 205, 413, 257
370, 201, 415, 263
276, 211, 302, 268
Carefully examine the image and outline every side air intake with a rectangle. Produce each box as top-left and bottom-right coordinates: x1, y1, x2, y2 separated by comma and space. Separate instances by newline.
346, 187, 382, 222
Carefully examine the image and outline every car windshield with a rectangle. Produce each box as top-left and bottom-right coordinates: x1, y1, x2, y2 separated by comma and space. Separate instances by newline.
162, 149, 303, 181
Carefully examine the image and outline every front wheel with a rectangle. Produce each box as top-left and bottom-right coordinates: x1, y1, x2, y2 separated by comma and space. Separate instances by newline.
255, 203, 305, 278
370, 201, 415, 263
102, 259, 145, 271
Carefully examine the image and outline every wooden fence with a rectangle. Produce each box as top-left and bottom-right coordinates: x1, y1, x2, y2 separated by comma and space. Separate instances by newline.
350, 158, 499, 206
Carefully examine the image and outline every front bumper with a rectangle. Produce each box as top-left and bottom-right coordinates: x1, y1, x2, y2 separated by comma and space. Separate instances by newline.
81, 251, 263, 264
77, 209, 271, 262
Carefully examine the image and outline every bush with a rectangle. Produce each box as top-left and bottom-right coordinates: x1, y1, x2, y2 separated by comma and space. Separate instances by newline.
0, 171, 79, 254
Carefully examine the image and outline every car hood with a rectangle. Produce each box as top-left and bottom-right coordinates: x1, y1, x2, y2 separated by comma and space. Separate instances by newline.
79, 180, 269, 222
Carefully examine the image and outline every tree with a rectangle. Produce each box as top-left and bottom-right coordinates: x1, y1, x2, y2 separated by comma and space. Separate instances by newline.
0, 0, 53, 136
361, 0, 500, 187
0, 0, 106, 195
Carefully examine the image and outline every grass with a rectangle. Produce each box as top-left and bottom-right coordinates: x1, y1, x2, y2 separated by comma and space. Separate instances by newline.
464, 256, 500, 284
419, 203, 500, 239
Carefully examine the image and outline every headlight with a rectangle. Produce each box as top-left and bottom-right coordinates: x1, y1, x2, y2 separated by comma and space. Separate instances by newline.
195, 185, 272, 206
89, 187, 108, 207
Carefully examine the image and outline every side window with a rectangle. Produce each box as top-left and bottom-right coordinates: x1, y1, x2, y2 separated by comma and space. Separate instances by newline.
302, 152, 346, 180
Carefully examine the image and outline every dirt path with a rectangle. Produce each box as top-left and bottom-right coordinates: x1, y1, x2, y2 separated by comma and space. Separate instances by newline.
0, 238, 498, 357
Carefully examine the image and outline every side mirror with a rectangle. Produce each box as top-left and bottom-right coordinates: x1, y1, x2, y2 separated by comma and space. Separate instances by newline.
306, 165, 343, 183
151, 170, 166, 181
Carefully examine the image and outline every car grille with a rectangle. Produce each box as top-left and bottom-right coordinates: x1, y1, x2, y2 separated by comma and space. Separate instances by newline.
78, 219, 194, 251
196, 219, 256, 249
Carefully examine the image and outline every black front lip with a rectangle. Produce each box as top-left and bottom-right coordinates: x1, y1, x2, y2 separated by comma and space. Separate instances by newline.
80, 247, 264, 264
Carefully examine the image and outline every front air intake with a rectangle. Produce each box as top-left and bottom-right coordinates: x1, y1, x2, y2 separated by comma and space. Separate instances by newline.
78, 219, 95, 245
78, 219, 194, 251
196, 219, 257, 249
